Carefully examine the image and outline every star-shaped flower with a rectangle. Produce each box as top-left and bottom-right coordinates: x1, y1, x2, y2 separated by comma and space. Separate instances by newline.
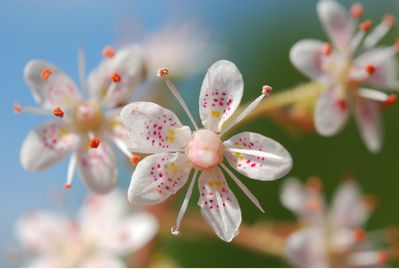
281, 177, 391, 267
16, 190, 158, 267
121, 60, 292, 242
15, 46, 146, 193
290, 0, 398, 152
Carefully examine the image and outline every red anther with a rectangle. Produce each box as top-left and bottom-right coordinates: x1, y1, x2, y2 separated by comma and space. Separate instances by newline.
383, 14, 396, 27
40, 68, 53, 81
111, 72, 121, 83
378, 251, 390, 265
64, 183, 72, 189
307, 176, 322, 192
337, 99, 349, 111
130, 154, 141, 165
384, 94, 397, 106
157, 67, 169, 77
353, 229, 366, 241
262, 85, 273, 96
52, 107, 64, 118
359, 20, 373, 32
13, 103, 22, 114
90, 137, 101, 148
365, 64, 376, 74
350, 3, 363, 19
322, 43, 333, 56
102, 45, 116, 58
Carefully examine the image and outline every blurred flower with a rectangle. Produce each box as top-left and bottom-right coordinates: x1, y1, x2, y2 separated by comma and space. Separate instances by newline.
15, 190, 158, 267
281, 177, 392, 267
121, 60, 292, 242
290, 0, 398, 153
15, 46, 146, 193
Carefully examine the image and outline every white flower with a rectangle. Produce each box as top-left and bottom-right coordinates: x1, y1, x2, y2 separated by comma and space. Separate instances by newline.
290, 0, 399, 153
281, 177, 390, 267
15, 190, 158, 268
121, 60, 292, 242
15, 46, 146, 193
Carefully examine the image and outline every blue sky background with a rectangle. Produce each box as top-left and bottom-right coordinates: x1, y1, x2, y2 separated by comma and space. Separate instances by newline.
1, 0, 399, 267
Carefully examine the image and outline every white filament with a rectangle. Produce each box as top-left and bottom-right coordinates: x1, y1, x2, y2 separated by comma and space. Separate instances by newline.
66, 154, 77, 187
363, 22, 390, 49
358, 88, 389, 102
78, 46, 87, 94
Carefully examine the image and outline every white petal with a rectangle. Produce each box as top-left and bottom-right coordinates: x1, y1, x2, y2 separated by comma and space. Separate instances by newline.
76, 140, 118, 194
315, 86, 349, 136
128, 152, 191, 205
329, 180, 370, 228
197, 167, 241, 242
317, 0, 354, 49
20, 121, 79, 171
289, 39, 329, 82
102, 212, 158, 255
354, 97, 383, 153
87, 45, 146, 107
285, 227, 327, 267
24, 60, 81, 110
81, 252, 125, 268
280, 178, 307, 215
120, 102, 191, 153
16, 211, 67, 253
199, 60, 243, 132
355, 47, 398, 89
223, 132, 292, 181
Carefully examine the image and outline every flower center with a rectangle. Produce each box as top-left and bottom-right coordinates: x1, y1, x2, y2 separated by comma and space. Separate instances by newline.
71, 102, 103, 133
186, 129, 224, 171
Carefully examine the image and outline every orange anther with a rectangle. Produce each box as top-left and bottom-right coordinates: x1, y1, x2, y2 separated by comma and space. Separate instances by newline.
90, 137, 101, 148
157, 67, 169, 77
384, 94, 397, 106
262, 85, 272, 96
13, 103, 22, 114
359, 20, 373, 32
307, 177, 322, 192
40, 68, 52, 81
111, 72, 121, 83
383, 14, 395, 27
102, 46, 116, 58
322, 43, 333, 56
52, 107, 64, 118
365, 64, 376, 74
350, 3, 363, 19
130, 154, 141, 165
64, 183, 72, 189
353, 229, 366, 241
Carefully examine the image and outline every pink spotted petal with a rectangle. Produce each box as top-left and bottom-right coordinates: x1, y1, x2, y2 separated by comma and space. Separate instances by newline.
197, 167, 241, 242
354, 97, 383, 153
128, 152, 191, 205
20, 121, 79, 171
315, 86, 350, 136
76, 140, 118, 194
101, 212, 158, 255
317, 0, 355, 49
355, 47, 399, 89
290, 39, 330, 82
329, 180, 370, 228
87, 45, 146, 108
24, 60, 81, 110
285, 227, 327, 267
120, 102, 191, 153
16, 211, 68, 253
199, 60, 243, 132
223, 132, 292, 181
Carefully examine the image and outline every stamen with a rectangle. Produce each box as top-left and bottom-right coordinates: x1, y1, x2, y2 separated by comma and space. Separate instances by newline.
40, 68, 52, 81
13, 102, 52, 116
64, 154, 76, 190
350, 3, 363, 19
365, 64, 376, 74
13, 103, 22, 114
378, 251, 390, 265
358, 88, 396, 105
349, 22, 372, 55
157, 67, 199, 130
384, 94, 397, 106
89, 137, 101, 148
171, 170, 198, 236
364, 15, 395, 49
102, 46, 116, 58
52, 107, 64, 118
111, 72, 122, 83
130, 154, 141, 165
221, 85, 272, 136
359, 20, 373, 32
322, 43, 333, 56
353, 228, 366, 241
307, 176, 322, 192
221, 163, 265, 213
